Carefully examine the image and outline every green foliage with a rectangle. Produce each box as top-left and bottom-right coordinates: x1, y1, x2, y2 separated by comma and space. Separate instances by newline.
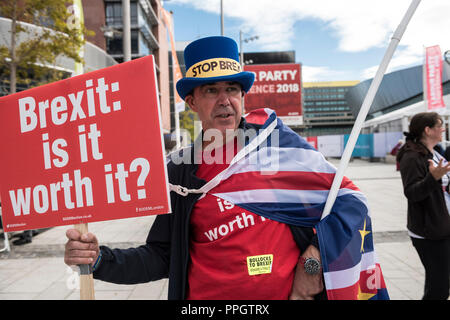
179, 107, 199, 142
0, 0, 93, 93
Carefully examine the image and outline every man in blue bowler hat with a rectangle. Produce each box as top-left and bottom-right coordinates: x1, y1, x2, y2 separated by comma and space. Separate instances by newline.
64, 36, 325, 300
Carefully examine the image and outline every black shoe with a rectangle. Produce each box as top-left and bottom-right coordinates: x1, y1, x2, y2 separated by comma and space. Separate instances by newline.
13, 237, 32, 245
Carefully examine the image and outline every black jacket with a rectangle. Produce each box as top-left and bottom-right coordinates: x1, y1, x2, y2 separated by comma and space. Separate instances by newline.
93, 119, 317, 299
397, 143, 450, 240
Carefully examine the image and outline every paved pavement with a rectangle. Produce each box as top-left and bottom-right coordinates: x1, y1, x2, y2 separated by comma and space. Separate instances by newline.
0, 158, 429, 300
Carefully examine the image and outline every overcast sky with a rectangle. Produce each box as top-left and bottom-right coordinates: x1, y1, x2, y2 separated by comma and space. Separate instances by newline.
163, 0, 450, 82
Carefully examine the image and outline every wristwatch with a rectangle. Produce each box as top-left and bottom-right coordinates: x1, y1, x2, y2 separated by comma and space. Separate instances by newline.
299, 256, 321, 275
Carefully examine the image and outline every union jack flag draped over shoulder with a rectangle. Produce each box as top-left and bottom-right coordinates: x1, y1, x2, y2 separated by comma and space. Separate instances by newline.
172, 108, 389, 300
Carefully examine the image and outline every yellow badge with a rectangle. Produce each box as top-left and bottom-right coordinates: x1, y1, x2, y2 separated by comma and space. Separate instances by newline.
246, 254, 273, 276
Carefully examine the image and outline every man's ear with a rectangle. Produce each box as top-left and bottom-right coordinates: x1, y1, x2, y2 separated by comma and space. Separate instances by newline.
185, 94, 197, 112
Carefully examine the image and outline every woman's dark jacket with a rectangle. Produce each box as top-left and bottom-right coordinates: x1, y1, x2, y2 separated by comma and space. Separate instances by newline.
397, 142, 450, 240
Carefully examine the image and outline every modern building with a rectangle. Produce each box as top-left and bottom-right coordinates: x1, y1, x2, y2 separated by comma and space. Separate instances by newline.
346, 60, 450, 137
83, 0, 171, 132
302, 81, 359, 136
0, 16, 117, 96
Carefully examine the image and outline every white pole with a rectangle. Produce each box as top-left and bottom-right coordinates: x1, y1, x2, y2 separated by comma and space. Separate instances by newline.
122, 0, 131, 62
321, 0, 422, 220
401, 116, 409, 133
239, 30, 246, 114
175, 109, 181, 149
168, 12, 181, 149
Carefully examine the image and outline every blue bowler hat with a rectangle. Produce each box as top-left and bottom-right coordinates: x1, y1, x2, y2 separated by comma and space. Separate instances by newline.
176, 36, 255, 100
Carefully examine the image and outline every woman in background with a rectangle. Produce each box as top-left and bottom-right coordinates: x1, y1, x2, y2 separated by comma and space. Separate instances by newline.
397, 112, 450, 300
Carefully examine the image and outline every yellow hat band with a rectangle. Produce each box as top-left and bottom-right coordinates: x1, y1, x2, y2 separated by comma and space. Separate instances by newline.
185, 58, 242, 78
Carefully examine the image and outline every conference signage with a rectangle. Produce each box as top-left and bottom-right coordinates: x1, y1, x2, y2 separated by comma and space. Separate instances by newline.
424, 45, 445, 110
0, 56, 171, 232
244, 63, 303, 125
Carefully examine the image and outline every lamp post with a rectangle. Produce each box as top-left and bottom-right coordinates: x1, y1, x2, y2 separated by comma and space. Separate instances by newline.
239, 30, 258, 113
220, 0, 224, 35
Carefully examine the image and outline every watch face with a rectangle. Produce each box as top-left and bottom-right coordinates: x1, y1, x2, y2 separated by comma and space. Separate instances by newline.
304, 258, 321, 275
445, 50, 450, 65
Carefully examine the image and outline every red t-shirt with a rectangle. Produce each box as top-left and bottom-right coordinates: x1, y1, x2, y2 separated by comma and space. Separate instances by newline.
186, 145, 301, 299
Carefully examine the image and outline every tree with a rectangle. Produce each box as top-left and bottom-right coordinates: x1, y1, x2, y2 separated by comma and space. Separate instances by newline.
0, 0, 91, 94
179, 108, 199, 143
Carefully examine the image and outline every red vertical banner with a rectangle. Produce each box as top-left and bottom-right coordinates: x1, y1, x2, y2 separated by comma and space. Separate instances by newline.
244, 63, 302, 125
424, 45, 445, 110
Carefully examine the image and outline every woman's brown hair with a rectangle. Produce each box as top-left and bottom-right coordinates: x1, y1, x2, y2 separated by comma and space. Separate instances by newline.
397, 112, 443, 161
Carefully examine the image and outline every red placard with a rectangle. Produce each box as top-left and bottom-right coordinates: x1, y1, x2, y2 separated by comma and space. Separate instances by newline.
244, 63, 302, 124
424, 45, 445, 110
0, 56, 171, 232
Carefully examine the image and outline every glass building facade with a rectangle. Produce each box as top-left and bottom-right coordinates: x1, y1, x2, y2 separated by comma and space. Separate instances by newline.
104, 0, 159, 62
302, 81, 359, 136
102, 0, 171, 132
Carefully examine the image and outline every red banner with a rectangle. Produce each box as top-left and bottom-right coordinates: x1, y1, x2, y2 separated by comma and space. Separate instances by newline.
425, 45, 445, 110
244, 63, 302, 124
0, 56, 171, 232
306, 136, 318, 150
